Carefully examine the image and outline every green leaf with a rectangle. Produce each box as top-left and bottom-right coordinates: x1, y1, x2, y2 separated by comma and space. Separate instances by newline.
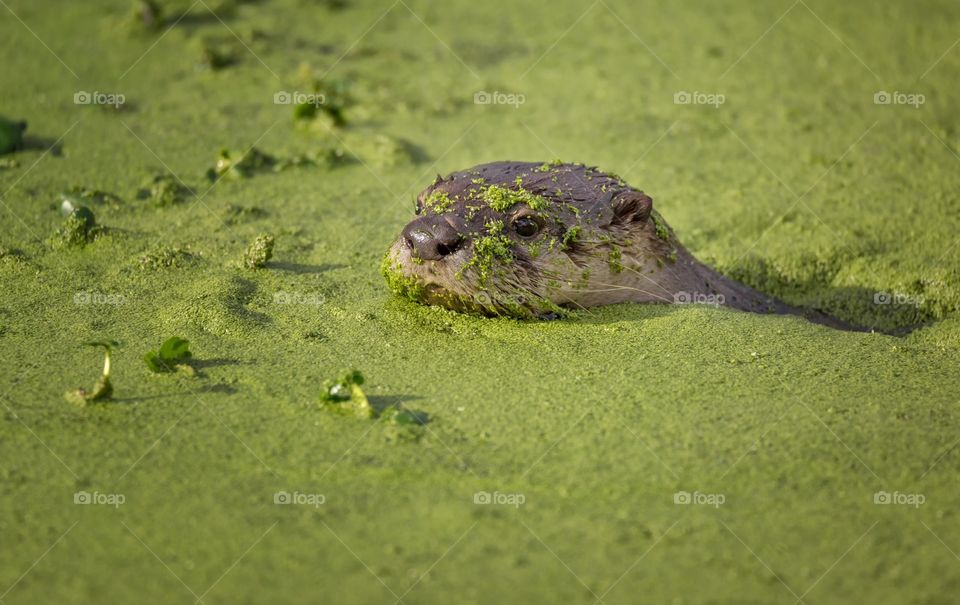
144, 337, 191, 373
158, 337, 191, 362
144, 351, 168, 373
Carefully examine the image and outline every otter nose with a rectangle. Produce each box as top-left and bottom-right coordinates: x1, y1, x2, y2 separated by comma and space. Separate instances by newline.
403, 216, 464, 261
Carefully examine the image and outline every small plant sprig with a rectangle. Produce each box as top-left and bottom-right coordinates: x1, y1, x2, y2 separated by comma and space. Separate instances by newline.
144, 337, 193, 373
319, 370, 429, 430
65, 340, 118, 406
320, 369, 372, 418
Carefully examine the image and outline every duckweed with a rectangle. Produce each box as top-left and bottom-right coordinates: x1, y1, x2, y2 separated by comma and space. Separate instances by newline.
652, 211, 671, 241
138, 173, 191, 206
138, 246, 194, 270
59, 186, 122, 213
424, 190, 454, 213
242, 234, 274, 269
381, 255, 426, 302
608, 245, 624, 273
210, 147, 277, 180
535, 158, 563, 172
459, 221, 514, 285
52, 207, 101, 247
482, 185, 549, 212
561, 225, 582, 249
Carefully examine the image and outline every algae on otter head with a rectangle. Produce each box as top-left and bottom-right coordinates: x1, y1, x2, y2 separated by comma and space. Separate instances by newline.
482, 185, 549, 212
423, 190, 454, 213
458, 220, 514, 285
381, 255, 426, 302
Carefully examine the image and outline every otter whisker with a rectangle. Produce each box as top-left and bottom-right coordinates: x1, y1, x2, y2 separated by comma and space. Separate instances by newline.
535, 269, 674, 304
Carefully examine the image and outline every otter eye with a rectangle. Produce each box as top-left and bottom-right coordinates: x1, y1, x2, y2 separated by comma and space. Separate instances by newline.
513, 216, 540, 238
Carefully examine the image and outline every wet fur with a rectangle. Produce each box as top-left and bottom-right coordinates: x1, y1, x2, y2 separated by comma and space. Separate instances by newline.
386, 161, 860, 330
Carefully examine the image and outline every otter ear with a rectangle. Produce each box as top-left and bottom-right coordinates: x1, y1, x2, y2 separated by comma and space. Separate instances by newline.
612, 191, 653, 224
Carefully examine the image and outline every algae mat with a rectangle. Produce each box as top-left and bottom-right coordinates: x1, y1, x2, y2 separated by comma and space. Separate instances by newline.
2, 0, 960, 603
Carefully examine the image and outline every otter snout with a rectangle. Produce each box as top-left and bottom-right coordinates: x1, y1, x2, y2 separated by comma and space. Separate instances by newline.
402, 215, 465, 261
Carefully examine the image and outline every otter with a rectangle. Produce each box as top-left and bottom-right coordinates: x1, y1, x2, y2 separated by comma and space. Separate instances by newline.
383, 160, 855, 329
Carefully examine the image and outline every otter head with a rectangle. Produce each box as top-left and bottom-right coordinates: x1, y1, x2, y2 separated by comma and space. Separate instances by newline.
383, 161, 673, 318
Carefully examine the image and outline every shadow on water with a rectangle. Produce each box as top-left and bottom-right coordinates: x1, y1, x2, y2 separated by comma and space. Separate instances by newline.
566, 285, 932, 337
19, 136, 63, 156
111, 381, 239, 404
722, 259, 938, 336
190, 358, 241, 370
368, 394, 430, 424
269, 262, 345, 274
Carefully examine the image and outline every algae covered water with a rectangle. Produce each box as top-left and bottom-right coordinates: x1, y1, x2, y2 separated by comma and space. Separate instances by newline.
2, 1, 960, 603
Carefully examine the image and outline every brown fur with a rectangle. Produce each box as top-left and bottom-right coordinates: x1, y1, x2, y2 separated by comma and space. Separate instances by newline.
385, 161, 859, 329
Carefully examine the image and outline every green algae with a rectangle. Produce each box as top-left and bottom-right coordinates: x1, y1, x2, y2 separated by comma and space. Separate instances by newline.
223, 204, 268, 225
209, 147, 277, 180
242, 234, 274, 269
137, 173, 191, 206
51, 207, 101, 247
561, 225, 582, 249
138, 246, 195, 270
423, 189, 454, 213
459, 220, 514, 285
535, 158, 563, 172
214, 146, 350, 178
59, 186, 122, 212
381, 255, 426, 302
651, 210, 671, 241
0, 245, 25, 264
3, 2, 960, 604
345, 133, 420, 167
482, 184, 549, 212
607, 245, 624, 273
